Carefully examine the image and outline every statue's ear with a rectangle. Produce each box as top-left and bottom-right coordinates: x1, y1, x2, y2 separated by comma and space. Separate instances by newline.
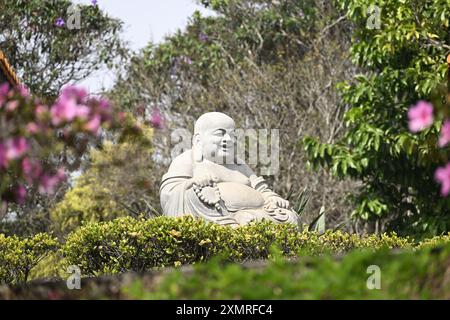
193, 133, 203, 163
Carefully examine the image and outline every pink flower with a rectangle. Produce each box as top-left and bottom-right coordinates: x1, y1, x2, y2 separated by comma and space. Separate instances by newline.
75, 104, 91, 120
0, 138, 27, 170
148, 108, 164, 129
26, 122, 40, 134
51, 86, 96, 125
14, 185, 26, 205
97, 98, 110, 113
0, 83, 9, 97
22, 158, 43, 182
90, 97, 111, 121
35, 104, 49, 119
21, 157, 31, 174
5, 137, 29, 160
0, 83, 9, 105
60, 86, 88, 101
56, 168, 67, 181
38, 169, 66, 195
439, 120, 450, 147
408, 100, 434, 132
17, 85, 30, 98
84, 115, 101, 134
435, 163, 450, 196
6, 100, 19, 112
51, 96, 79, 125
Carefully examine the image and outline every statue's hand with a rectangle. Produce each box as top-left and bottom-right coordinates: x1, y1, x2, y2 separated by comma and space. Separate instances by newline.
193, 173, 219, 188
266, 196, 290, 209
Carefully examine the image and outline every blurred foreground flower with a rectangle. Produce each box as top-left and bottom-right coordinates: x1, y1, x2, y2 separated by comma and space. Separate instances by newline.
408, 100, 434, 132
0, 85, 109, 206
1, 84, 150, 208
439, 120, 450, 147
38, 169, 67, 195
435, 163, 450, 196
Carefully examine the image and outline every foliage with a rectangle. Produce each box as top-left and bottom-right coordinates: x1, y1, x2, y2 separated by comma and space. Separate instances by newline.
0, 85, 112, 214
125, 241, 450, 299
2, 216, 450, 285
50, 128, 156, 235
110, 0, 357, 230
0, 233, 58, 284
0, 0, 126, 96
27, 251, 67, 281
49, 182, 126, 236
114, 0, 320, 104
0, 0, 129, 236
304, 0, 450, 237
0, 84, 152, 236
62, 216, 414, 276
417, 232, 450, 249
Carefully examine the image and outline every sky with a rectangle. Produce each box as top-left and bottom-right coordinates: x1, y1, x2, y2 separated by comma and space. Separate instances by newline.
73, 0, 214, 92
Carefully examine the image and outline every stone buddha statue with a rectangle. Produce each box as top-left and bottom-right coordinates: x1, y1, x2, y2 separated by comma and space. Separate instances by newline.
160, 112, 299, 227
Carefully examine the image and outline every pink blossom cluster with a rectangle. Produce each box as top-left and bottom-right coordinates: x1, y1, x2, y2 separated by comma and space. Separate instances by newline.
135, 104, 164, 129
148, 107, 164, 129
0, 83, 112, 206
407, 100, 450, 196
51, 86, 112, 135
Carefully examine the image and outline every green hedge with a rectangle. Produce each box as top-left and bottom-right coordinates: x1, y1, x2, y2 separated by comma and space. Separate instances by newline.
123, 242, 450, 299
62, 216, 414, 276
0, 233, 58, 284
2, 216, 450, 284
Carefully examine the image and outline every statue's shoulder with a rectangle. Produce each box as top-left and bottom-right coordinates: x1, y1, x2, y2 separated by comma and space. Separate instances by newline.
171, 150, 193, 166
165, 150, 194, 177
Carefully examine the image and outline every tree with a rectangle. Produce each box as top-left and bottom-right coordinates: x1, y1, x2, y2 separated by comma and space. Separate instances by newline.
0, 85, 113, 224
0, 83, 151, 236
110, 0, 358, 229
0, 0, 130, 235
50, 125, 156, 236
0, 0, 126, 96
304, 0, 450, 237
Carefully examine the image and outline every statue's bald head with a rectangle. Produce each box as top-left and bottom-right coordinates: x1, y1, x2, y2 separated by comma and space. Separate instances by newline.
193, 112, 236, 163
194, 112, 235, 135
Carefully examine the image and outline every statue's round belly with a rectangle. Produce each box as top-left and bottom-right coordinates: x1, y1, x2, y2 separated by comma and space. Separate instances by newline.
217, 182, 265, 211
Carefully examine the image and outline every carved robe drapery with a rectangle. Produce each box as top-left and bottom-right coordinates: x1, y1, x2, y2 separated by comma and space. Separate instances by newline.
160, 150, 299, 226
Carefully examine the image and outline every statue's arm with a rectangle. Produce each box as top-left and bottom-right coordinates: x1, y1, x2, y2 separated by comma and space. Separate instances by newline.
240, 163, 290, 209
238, 163, 277, 197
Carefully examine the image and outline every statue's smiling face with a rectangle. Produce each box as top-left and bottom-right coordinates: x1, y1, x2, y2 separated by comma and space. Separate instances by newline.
195, 113, 236, 163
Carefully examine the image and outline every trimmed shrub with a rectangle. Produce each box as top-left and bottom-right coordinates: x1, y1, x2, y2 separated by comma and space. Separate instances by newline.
417, 233, 450, 249
0, 233, 58, 284
28, 251, 67, 281
3, 216, 450, 284
62, 216, 415, 276
50, 182, 127, 235
50, 133, 155, 236
124, 242, 450, 299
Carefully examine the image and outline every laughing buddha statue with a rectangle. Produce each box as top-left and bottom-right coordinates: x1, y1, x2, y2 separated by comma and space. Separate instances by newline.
160, 112, 299, 227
